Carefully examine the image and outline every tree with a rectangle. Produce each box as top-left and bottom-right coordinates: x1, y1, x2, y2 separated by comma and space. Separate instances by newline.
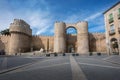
0, 29, 10, 35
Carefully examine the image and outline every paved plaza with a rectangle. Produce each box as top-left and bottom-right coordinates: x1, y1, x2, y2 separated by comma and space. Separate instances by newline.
0, 54, 120, 80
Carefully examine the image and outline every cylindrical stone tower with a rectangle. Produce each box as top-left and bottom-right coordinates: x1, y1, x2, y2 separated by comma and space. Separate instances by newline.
54, 22, 66, 53
77, 21, 89, 54
9, 19, 32, 55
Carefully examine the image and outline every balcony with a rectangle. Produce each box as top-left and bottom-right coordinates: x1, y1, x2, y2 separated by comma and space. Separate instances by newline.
109, 18, 114, 23
109, 30, 115, 35
118, 14, 120, 19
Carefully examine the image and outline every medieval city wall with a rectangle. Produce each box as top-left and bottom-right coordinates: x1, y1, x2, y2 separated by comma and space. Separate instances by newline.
89, 33, 107, 53
0, 19, 107, 55
76, 21, 89, 54
9, 19, 32, 55
0, 35, 10, 54
54, 22, 66, 53
32, 35, 54, 52
0, 33, 107, 55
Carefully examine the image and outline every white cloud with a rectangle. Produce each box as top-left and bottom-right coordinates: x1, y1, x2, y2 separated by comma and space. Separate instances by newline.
83, 11, 105, 32
0, 0, 54, 35
84, 12, 102, 21
63, 11, 105, 33
64, 13, 85, 23
36, 26, 49, 35
23, 11, 54, 35
0, 11, 14, 30
0, 10, 53, 35
0, 0, 106, 35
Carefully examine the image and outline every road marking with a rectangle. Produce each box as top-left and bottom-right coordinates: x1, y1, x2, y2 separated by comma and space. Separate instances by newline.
78, 62, 120, 69
70, 55, 87, 80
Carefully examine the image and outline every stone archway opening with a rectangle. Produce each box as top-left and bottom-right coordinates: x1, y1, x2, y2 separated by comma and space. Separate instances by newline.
110, 38, 119, 55
66, 27, 77, 53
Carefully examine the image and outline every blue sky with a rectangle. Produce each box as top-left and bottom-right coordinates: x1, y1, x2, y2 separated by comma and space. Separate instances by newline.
0, 0, 119, 35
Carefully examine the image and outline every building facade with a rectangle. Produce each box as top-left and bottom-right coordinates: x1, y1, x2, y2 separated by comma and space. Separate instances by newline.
104, 1, 120, 55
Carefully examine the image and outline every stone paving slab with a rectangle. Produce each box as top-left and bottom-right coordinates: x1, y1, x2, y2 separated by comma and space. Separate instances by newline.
0, 56, 44, 71
102, 55, 120, 65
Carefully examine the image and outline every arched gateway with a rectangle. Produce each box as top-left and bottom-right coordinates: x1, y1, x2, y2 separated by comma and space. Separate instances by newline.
54, 21, 89, 54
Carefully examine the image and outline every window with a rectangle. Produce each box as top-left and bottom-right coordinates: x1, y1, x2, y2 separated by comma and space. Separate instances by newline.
109, 24, 115, 35
118, 8, 120, 19
109, 13, 114, 23
118, 8, 120, 14
109, 13, 113, 19
110, 24, 115, 33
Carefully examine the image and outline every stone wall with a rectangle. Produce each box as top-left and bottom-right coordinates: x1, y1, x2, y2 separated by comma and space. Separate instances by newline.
0, 35, 10, 54
76, 22, 89, 54
54, 22, 66, 53
32, 35, 54, 52
54, 21, 89, 54
0, 19, 107, 55
89, 33, 107, 53
9, 19, 32, 55
0, 33, 107, 55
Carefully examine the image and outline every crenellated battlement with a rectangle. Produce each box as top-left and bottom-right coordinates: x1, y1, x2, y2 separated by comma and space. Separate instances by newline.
0, 34, 10, 41
55, 21, 65, 23
0, 34, 10, 37
89, 32, 106, 40
10, 19, 30, 27
32, 35, 54, 38
90, 32, 105, 34
8, 19, 32, 54
10, 19, 32, 36
77, 21, 88, 23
